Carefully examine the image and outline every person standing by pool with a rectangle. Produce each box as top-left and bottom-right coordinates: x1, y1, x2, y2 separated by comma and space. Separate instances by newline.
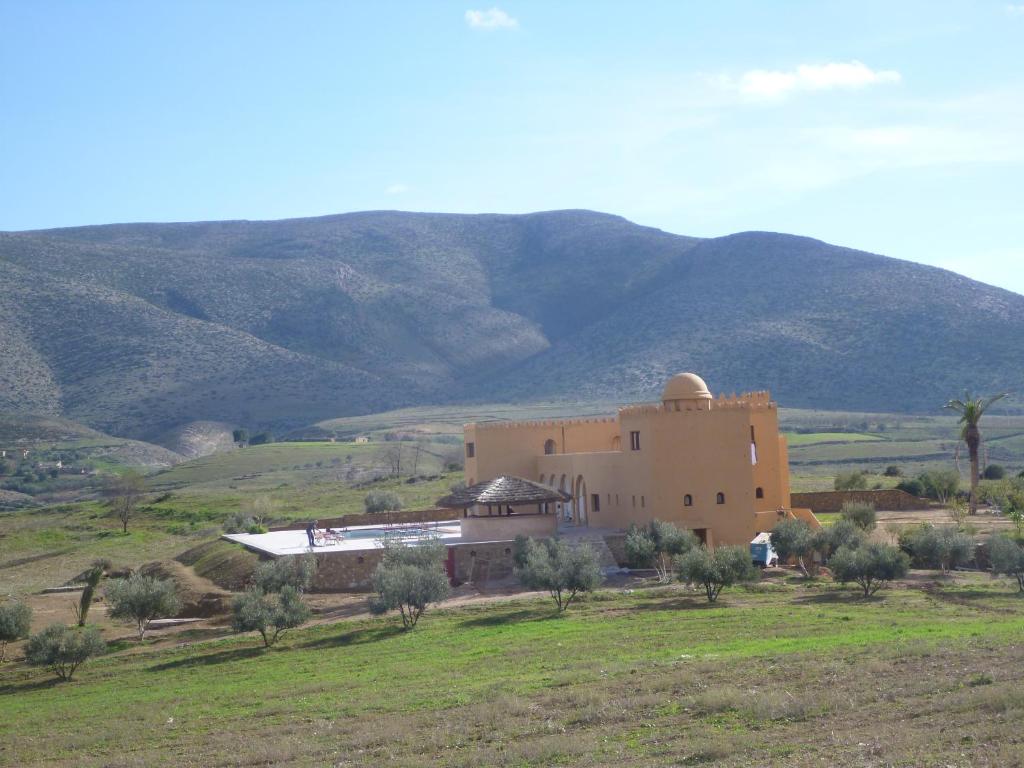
306, 520, 317, 548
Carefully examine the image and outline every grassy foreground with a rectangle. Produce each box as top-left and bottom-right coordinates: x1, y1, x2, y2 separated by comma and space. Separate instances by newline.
2, 580, 1023, 767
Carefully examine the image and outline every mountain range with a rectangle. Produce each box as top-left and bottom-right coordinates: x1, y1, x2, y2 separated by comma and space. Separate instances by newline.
1, 210, 1021, 440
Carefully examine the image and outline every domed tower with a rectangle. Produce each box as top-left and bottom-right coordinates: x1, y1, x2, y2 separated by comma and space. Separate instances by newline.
662, 372, 713, 411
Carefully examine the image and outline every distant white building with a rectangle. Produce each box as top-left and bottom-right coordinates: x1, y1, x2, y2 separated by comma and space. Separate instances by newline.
353, 436, 370, 444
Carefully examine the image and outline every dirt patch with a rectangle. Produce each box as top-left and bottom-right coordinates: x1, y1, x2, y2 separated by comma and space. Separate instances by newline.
176, 539, 261, 591
138, 560, 232, 618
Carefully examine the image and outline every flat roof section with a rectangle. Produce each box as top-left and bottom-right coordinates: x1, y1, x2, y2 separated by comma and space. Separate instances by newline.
223, 520, 463, 557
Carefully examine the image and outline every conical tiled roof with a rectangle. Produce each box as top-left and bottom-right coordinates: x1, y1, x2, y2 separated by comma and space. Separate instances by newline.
437, 476, 571, 508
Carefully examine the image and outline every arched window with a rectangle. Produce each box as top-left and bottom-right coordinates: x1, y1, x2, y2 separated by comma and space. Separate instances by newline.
716, 492, 725, 504
539, 474, 546, 485
611, 435, 621, 450
683, 494, 693, 507
544, 439, 556, 455
755, 487, 764, 499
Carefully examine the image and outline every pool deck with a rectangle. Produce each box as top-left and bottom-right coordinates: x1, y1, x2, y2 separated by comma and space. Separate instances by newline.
223, 521, 463, 557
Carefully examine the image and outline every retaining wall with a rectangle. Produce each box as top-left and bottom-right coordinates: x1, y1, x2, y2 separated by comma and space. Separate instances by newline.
790, 489, 932, 513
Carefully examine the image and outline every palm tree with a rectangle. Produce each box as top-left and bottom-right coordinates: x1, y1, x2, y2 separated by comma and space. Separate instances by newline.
945, 391, 1009, 515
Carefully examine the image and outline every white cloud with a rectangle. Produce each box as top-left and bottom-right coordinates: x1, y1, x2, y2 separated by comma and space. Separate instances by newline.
465, 8, 519, 30
385, 183, 409, 195
730, 61, 901, 100
1006, 4, 1024, 15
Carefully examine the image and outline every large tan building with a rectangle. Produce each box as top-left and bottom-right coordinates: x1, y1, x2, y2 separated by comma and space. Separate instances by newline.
463, 373, 817, 547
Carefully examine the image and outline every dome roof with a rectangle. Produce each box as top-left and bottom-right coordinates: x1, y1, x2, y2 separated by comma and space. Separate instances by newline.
662, 372, 712, 402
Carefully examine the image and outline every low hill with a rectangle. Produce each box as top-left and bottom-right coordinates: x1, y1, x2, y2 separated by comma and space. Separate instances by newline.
1, 210, 1021, 438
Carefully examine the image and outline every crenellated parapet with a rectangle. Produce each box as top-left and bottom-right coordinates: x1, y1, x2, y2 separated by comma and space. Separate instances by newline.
467, 416, 618, 431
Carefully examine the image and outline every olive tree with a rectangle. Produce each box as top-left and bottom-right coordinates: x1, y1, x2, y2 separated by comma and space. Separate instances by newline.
252, 554, 317, 593
829, 543, 909, 597
0, 601, 32, 662
989, 535, 1024, 592
676, 545, 759, 603
364, 490, 403, 514
232, 585, 311, 647
516, 537, 603, 612
624, 521, 698, 581
839, 501, 877, 532
73, 560, 109, 627
105, 573, 180, 640
25, 624, 106, 681
770, 518, 816, 576
899, 524, 975, 574
369, 540, 450, 628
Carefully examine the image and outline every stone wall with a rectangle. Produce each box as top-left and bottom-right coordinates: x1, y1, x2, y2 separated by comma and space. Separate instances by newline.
461, 513, 556, 542
450, 541, 518, 584
310, 548, 384, 592
790, 490, 932, 513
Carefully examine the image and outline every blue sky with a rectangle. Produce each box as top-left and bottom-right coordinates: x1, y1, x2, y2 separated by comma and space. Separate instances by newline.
2, 1, 1022, 294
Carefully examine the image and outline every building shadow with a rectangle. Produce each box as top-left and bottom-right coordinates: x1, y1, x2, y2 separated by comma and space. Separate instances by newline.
299, 623, 406, 650
147, 645, 266, 672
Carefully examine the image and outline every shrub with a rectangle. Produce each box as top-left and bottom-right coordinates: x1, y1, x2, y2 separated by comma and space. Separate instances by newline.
232, 586, 310, 646
0, 601, 32, 662
983, 464, 1006, 480
918, 470, 961, 502
252, 555, 316, 593
769, 518, 816, 577
624, 524, 656, 569
834, 471, 868, 491
105, 573, 180, 640
369, 540, 450, 628
896, 478, 925, 497
989, 535, 1024, 592
839, 501, 877, 532
884, 465, 902, 477
899, 524, 975, 573
516, 538, 603, 612
223, 512, 257, 534
25, 624, 105, 681
676, 545, 759, 602
512, 534, 531, 568
364, 490, 402, 514
829, 543, 909, 597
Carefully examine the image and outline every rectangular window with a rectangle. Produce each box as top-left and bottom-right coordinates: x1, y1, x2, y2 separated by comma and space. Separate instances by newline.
750, 442, 758, 465
591, 493, 600, 512
630, 431, 641, 450
465, 442, 475, 458
632, 495, 636, 508
641, 495, 646, 508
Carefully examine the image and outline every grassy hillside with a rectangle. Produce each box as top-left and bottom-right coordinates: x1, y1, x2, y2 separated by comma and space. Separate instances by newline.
2, 210, 1021, 439
1, 581, 1022, 766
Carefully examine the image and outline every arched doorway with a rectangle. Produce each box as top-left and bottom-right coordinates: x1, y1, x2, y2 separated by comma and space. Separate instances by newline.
575, 475, 588, 526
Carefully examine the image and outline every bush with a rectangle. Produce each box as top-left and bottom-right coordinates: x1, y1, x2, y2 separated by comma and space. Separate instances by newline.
364, 490, 403, 514
516, 538, 603, 611
512, 534, 531, 568
769, 518, 816, 576
896, 478, 925, 497
369, 540, 450, 628
25, 624, 105, 681
105, 573, 180, 640
899, 524, 975, 573
677, 545, 759, 602
884, 465, 902, 477
252, 555, 316, 593
989, 535, 1024, 591
0, 601, 32, 662
223, 512, 258, 534
918, 470, 961, 502
839, 501, 877, 532
834, 471, 868, 491
829, 543, 909, 597
983, 464, 1006, 481
232, 586, 310, 647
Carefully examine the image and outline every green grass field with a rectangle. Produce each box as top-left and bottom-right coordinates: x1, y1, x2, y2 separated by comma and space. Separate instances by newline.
2, 579, 1022, 767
